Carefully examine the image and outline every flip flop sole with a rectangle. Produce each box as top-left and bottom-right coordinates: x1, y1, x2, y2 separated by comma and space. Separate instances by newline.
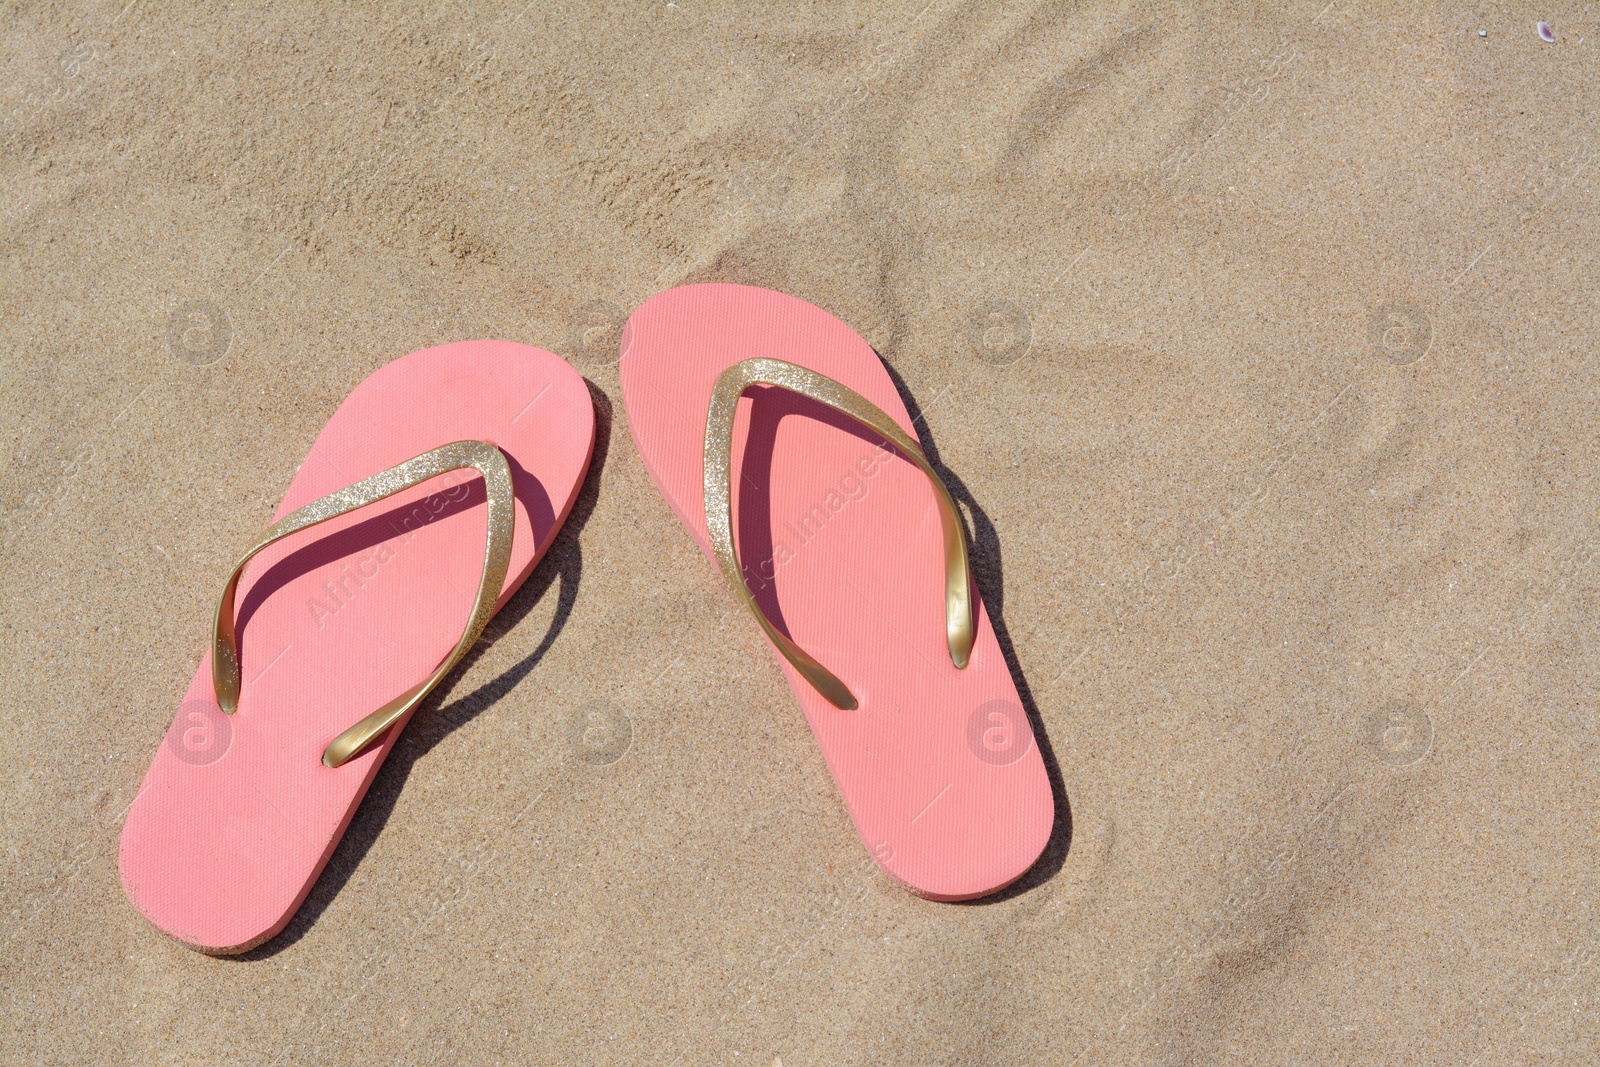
620, 284, 1053, 900
120, 340, 594, 953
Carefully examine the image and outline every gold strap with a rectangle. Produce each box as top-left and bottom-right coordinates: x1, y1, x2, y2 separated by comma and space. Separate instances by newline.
211, 440, 515, 768
703, 358, 974, 711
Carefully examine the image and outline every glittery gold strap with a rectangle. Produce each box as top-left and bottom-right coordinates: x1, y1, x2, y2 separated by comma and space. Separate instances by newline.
211, 440, 515, 768
703, 358, 974, 711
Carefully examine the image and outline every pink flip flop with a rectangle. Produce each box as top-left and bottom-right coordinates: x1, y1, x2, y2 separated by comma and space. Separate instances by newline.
120, 340, 595, 953
620, 283, 1053, 900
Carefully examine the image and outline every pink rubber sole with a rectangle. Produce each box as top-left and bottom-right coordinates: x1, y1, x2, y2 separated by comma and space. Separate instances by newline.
120, 341, 595, 953
620, 283, 1053, 900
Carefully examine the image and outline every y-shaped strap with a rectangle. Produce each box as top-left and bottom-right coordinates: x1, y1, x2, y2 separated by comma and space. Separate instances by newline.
703, 358, 973, 711
211, 440, 515, 767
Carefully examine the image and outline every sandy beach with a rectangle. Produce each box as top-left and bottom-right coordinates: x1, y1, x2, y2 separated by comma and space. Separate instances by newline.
3, 2, 1596, 1063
